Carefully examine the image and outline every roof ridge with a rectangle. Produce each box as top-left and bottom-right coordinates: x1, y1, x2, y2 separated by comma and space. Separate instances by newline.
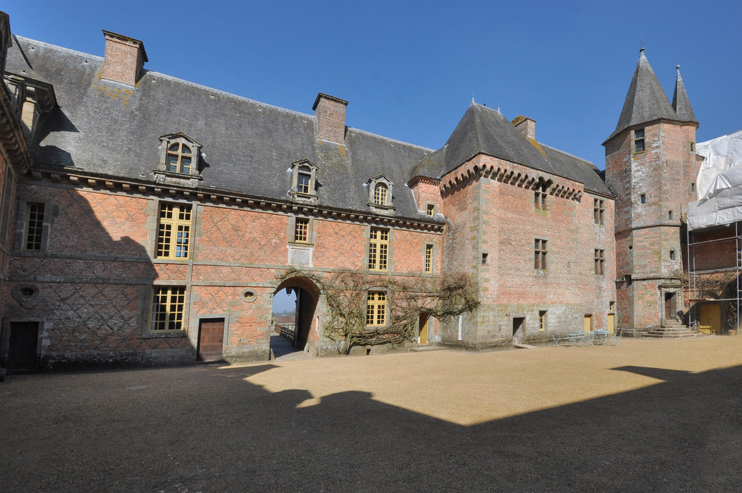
15, 35, 104, 61
15, 36, 319, 121
347, 128, 434, 152
537, 142, 595, 166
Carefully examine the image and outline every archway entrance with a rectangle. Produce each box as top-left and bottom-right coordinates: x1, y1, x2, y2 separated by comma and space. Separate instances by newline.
271, 276, 320, 358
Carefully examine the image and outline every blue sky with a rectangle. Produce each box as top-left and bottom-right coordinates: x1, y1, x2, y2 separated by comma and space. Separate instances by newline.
7, 0, 741, 171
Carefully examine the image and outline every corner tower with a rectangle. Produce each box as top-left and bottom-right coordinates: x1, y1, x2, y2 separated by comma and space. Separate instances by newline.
604, 49, 700, 332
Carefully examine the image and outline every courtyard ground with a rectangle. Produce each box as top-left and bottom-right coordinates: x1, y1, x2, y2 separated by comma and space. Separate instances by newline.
2, 336, 742, 492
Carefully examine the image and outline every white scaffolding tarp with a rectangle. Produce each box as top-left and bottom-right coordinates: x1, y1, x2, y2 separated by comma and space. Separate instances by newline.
688, 130, 742, 231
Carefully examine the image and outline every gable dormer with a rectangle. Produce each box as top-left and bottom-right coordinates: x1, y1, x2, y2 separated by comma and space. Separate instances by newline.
368, 174, 395, 214
289, 159, 319, 204
154, 132, 203, 188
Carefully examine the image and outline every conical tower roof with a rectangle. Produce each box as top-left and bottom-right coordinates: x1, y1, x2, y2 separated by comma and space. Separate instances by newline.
672, 65, 697, 123
606, 49, 677, 142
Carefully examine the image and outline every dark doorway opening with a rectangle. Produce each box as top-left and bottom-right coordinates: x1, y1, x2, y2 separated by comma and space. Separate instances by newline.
294, 288, 317, 351
7, 322, 39, 372
271, 278, 319, 359
665, 292, 676, 320
197, 318, 225, 362
513, 317, 525, 344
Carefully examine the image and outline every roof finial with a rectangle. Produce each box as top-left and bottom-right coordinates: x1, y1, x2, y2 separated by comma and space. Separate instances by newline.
676, 64, 681, 72
472, 96, 475, 103
640, 35, 644, 53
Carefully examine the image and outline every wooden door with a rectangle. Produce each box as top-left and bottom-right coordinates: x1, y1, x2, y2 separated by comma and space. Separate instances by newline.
7, 322, 39, 371
607, 313, 615, 334
699, 304, 721, 334
419, 313, 429, 345
584, 314, 593, 333
197, 318, 224, 362
665, 293, 676, 320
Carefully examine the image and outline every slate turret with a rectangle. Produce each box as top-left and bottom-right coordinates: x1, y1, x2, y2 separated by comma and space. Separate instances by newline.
604, 49, 701, 332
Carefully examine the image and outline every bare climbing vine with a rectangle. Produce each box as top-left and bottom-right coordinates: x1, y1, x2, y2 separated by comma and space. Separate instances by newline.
278, 269, 479, 354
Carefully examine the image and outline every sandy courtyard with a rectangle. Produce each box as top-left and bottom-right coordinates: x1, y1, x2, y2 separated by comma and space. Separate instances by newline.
2, 336, 742, 491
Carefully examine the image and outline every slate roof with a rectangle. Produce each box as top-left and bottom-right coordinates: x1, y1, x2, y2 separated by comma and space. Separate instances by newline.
606, 49, 697, 142
672, 67, 697, 123
6, 36, 438, 220
410, 102, 613, 196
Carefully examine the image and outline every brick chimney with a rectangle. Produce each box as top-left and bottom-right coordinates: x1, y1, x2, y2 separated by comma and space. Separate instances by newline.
312, 93, 348, 144
100, 30, 148, 86
511, 115, 535, 141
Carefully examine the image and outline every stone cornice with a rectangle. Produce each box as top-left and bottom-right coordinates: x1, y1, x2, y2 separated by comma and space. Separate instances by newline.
0, 82, 31, 174
440, 155, 583, 202
408, 175, 441, 187
25, 166, 446, 233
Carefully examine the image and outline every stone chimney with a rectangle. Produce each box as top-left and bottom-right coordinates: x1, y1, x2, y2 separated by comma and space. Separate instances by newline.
312, 93, 348, 144
511, 115, 536, 141
100, 30, 148, 86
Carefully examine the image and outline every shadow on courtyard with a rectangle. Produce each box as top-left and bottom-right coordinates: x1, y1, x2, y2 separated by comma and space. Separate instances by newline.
2, 362, 741, 492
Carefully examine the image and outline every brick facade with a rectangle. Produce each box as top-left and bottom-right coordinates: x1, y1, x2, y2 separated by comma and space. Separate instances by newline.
439, 155, 615, 348
605, 121, 697, 329
0, 15, 720, 371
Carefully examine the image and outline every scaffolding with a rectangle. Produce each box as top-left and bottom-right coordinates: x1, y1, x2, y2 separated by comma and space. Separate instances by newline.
686, 221, 741, 333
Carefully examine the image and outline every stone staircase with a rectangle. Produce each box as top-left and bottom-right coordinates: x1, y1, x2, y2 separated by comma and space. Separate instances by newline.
644, 320, 701, 339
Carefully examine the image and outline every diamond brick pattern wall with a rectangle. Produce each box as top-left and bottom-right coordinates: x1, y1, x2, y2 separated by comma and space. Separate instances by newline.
10, 257, 152, 280
191, 265, 274, 283
313, 220, 365, 269
197, 207, 288, 264
392, 230, 440, 274
4, 281, 188, 357
19, 185, 150, 257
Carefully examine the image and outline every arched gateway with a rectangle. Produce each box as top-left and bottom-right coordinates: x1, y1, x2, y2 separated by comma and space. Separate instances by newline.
272, 276, 321, 356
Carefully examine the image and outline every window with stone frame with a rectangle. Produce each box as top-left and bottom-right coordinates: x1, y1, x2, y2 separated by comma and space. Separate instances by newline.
534, 181, 548, 211
426, 204, 435, 216
593, 199, 605, 225
594, 249, 605, 275
297, 166, 312, 195
368, 227, 390, 272
156, 203, 192, 259
534, 238, 548, 271
24, 202, 45, 251
150, 286, 186, 332
167, 141, 193, 174
374, 183, 389, 206
366, 291, 387, 327
157, 133, 202, 180
289, 159, 319, 202
539, 311, 547, 331
294, 218, 310, 243
634, 128, 645, 153
425, 244, 433, 273
368, 175, 394, 210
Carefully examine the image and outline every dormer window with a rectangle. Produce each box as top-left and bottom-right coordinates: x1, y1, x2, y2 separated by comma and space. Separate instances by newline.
167, 142, 192, 174
155, 133, 202, 188
297, 166, 312, 194
374, 183, 389, 206
367, 175, 394, 213
289, 159, 319, 204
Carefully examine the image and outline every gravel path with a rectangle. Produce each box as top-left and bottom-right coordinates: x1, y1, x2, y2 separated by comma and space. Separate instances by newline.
2, 336, 741, 492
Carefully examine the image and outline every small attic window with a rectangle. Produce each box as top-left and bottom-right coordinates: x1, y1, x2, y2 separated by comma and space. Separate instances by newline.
168, 142, 192, 174
374, 183, 389, 206
367, 175, 394, 211
297, 166, 312, 194
426, 204, 435, 216
290, 159, 319, 203
155, 133, 203, 188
